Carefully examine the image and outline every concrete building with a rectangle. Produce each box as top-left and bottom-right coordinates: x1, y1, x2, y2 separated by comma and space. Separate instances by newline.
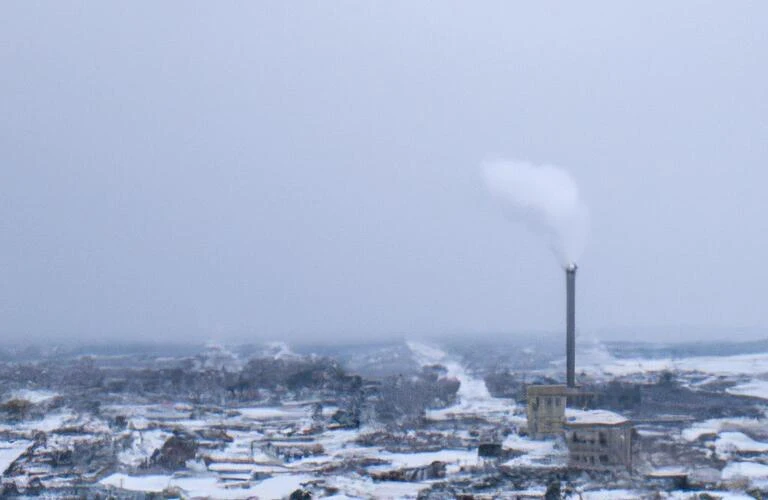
526, 385, 568, 438
563, 409, 633, 471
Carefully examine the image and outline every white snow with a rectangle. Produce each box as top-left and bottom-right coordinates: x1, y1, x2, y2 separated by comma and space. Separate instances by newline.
237, 407, 307, 420
118, 429, 171, 468
573, 491, 754, 500
715, 432, 768, 458
727, 379, 768, 400
101, 472, 311, 499
722, 461, 768, 481
207, 462, 256, 473
503, 434, 559, 455
564, 408, 629, 426
635, 429, 666, 437
407, 341, 492, 402
371, 449, 479, 471
0, 440, 33, 475
128, 416, 151, 430
575, 490, 643, 500
173, 475, 261, 499
101, 473, 171, 493
5, 390, 59, 405
681, 417, 764, 442
582, 350, 768, 378
647, 467, 687, 477
0, 411, 76, 434
248, 474, 313, 498
668, 493, 755, 500
265, 341, 296, 359
502, 435, 567, 468
329, 474, 428, 499
407, 341, 518, 421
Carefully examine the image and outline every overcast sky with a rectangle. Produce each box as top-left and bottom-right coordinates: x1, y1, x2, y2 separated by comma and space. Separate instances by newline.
1, 2, 767, 343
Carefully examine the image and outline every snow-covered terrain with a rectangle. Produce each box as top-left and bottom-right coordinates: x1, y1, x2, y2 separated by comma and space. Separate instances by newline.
0, 338, 767, 497
727, 380, 768, 400
581, 346, 768, 379
0, 440, 33, 475
408, 341, 516, 420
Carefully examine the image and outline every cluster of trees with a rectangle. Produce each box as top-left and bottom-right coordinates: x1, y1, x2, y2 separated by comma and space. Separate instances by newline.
592, 381, 642, 410
484, 370, 559, 401
0, 399, 34, 421
149, 432, 198, 471
483, 370, 523, 399
0, 355, 362, 407
226, 357, 362, 401
0, 354, 463, 428
372, 366, 460, 426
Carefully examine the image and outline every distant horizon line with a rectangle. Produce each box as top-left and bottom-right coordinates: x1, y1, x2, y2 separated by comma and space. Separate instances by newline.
1, 325, 767, 349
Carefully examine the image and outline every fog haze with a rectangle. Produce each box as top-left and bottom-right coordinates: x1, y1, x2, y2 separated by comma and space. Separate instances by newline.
1, 2, 767, 342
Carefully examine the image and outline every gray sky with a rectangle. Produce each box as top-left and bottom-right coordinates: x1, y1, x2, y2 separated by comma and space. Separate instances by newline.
1, 2, 767, 343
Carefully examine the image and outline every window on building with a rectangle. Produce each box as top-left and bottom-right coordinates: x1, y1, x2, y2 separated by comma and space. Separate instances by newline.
599, 432, 607, 445
572, 432, 582, 443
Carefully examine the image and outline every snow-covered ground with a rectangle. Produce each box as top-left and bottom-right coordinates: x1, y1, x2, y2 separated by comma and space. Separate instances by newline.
0, 410, 77, 435
727, 379, 768, 400
118, 429, 172, 468
502, 433, 566, 468
7, 338, 768, 498
564, 408, 629, 425
580, 347, 768, 379
4, 390, 59, 405
715, 432, 768, 458
681, 417, 765, 442
0, 440, 33, 475
369, 449, 479, 471
238, 406, 309, 421
568, 490, 757, 500
93, 344, 524, 498
101, 472, 315, 500
264, 341, 297, 359
722, 461, 768, 488
408, 341, 516, 420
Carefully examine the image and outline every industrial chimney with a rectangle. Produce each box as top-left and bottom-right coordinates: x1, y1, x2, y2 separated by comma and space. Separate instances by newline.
566, 264, 577, 387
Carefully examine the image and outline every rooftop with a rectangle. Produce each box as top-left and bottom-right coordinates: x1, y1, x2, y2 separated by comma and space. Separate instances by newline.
564, 409, 630, 426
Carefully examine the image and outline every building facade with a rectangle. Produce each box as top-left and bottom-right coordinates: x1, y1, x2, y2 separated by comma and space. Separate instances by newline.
563, 409, 633, 471
526, 385, 568, 439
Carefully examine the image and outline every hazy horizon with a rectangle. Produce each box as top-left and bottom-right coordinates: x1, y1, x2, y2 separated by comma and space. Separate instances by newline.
2, 2, 767, 343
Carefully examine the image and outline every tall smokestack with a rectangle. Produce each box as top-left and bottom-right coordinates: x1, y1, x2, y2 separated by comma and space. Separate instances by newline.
566, 264, 577, 387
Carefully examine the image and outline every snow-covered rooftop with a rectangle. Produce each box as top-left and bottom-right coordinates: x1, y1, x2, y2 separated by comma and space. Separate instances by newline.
564, 409, 629, 426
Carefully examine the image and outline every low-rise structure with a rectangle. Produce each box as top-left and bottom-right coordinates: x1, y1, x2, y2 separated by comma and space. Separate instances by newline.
563, 409, 633, 471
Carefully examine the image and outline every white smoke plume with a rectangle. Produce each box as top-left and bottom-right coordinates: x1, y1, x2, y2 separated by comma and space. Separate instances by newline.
483, 159, 589, 268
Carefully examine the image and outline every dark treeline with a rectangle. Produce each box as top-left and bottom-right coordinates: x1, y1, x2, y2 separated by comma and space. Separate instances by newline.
0, 352, 461, 429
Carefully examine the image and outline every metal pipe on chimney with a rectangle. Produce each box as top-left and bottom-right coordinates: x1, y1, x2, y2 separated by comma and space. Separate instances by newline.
566, 264, 577, 387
